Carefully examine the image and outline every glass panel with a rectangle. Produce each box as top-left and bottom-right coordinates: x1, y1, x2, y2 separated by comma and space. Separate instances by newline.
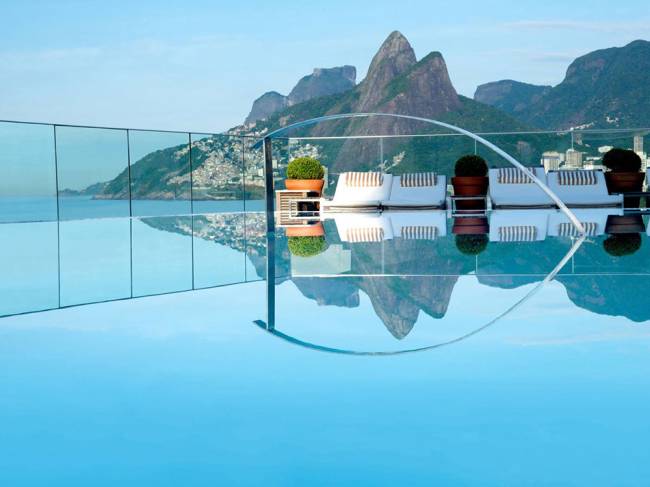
129, 131, 190, 217
245, 211, 266, 281
59, 218, 131, 307
131, 216, 193, 296
192, 213, 246, 288
0, 122, 57, 223
242, 137, 266, 211
191, 134, 245, 213
55, 126, 130, 220
0, 221, 59, 316
271, 138, 291, 193
478, 131, 572, 170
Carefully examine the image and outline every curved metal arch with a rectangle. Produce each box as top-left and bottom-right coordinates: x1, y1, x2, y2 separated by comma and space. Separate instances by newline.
255, 112, 585, 233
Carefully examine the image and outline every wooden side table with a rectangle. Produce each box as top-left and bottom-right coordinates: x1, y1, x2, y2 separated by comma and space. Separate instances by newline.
276, 190, 321, 226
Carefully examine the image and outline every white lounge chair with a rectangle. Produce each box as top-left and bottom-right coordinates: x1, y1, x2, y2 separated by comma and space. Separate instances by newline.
488, 167, 553, 208
489, 210, 549, 242
547, 208, 623, 238
387, 210, 447, 240
382, 173, 446, 209
332, 213, 393, 243
321, 172, 392, 212
547, 170, 622, 208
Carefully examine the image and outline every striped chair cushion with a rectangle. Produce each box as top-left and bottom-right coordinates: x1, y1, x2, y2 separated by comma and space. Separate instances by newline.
558, 222, 598, 237
497, 167, 534, 184
499, 225, 537, 242
343, 172, 383, 187
345, 227, 384, 243
400, 172, 437, 187
400, 225, 438, 240
557, 170, 597, 186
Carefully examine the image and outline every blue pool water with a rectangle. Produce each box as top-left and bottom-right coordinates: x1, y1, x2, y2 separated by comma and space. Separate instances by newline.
2, 206, 650, 485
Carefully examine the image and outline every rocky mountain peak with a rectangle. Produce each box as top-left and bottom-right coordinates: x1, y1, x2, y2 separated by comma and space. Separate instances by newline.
244, 91, 288, 125
357, 31, 417, 111
387, 51, 461, 116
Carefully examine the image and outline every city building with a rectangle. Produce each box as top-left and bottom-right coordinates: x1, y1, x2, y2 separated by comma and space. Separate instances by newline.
541, 151, 562, 172
565, 148, 583, 169
633, 135, 648, 172
634, 135, 644, 154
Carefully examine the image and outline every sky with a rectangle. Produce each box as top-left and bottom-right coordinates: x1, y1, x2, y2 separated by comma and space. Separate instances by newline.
1, 0, 649, 133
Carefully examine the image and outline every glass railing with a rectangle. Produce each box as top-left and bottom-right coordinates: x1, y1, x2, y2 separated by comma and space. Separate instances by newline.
2, 118, 649, 317
0, 121, 268, 317
267, 127, 649, 200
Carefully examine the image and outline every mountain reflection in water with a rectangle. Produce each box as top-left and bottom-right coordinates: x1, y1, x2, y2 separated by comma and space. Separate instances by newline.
3, 210, 649, 339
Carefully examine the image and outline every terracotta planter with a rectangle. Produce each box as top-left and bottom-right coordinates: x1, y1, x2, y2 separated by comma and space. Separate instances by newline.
451, 176, 488, 211
452, 217, 489, 235
285, 222, 324, 237
285, 179, 324, 195
605, 214, 646, 235
604, 172, 645, 208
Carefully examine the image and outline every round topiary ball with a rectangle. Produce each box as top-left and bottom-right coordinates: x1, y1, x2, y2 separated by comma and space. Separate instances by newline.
287, 157, 325, 180
288, 236, 328, 257
602, 148, 642, 172
603, 233, 642, 256
455, 155, 488, 177
455, 234, 488, 255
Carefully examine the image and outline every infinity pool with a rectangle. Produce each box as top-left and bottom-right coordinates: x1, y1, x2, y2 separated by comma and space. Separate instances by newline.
2, 209, 650, 485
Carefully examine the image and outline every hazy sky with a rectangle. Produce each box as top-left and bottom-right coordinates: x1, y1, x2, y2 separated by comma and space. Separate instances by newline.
1, 0, 649, 133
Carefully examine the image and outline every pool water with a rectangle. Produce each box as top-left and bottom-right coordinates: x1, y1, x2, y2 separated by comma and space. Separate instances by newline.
2, 209, 650, 485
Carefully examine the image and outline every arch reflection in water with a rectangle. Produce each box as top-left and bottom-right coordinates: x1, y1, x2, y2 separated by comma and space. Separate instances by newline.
258, 210, 650, 354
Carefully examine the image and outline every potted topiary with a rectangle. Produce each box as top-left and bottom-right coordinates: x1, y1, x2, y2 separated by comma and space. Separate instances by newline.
285, 157, 325, 194
602, 148, 644, 207
455, 234, 488, 255
452, 155, 489, 210
287, 235, 329, 257
603, 233, 642, 257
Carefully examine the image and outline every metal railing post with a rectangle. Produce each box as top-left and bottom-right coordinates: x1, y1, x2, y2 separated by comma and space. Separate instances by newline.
263, 136, 276, 330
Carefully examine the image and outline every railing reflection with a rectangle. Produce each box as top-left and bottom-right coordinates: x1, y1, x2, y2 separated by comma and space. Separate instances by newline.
0, 211, 267, 317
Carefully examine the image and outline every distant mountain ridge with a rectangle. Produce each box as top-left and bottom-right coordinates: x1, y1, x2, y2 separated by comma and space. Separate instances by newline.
474, 80, 551, 118
244, 65, 357, 124
474, 40, 650, 129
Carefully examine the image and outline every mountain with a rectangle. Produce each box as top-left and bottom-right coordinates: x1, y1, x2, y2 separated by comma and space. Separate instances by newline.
475, 40, 650, 129
96, 135, 265, 201
90, 31, 528, 201
244, 66, 357, 124
251, 31, 529, 176
288, 66, 356, 105
474, 80, 551, 119
245, 91, 288, 125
